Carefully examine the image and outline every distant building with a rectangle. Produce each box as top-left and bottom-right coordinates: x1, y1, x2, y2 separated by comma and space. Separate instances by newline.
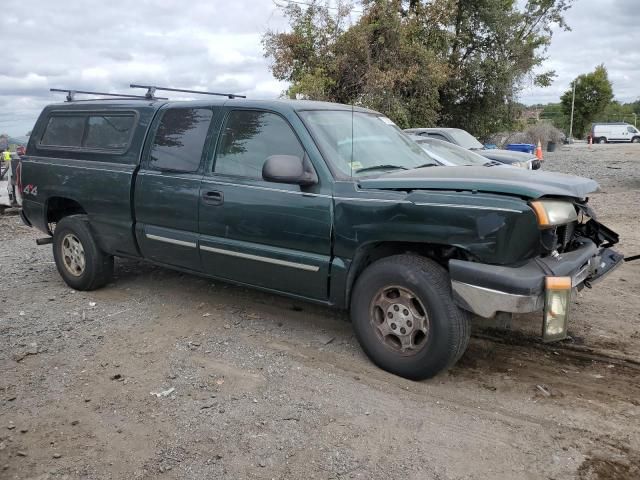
520, 108, 541, 123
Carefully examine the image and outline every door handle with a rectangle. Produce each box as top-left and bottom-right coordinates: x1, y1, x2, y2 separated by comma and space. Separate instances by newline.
202, 190, 224, 205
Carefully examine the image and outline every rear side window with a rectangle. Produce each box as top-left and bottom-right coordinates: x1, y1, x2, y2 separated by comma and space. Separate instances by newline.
41, 116, 85, 147
214, 110, 303, 179
84, 115, 135, 149
149, 108, 213, 173
40, 113, 136, 151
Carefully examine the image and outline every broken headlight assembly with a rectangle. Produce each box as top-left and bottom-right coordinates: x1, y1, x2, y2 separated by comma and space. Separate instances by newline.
542, 276, 572, 342
530, 200, 578, 228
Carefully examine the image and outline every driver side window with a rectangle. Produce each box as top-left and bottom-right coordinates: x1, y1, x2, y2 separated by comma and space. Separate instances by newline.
214, 110, 304, 179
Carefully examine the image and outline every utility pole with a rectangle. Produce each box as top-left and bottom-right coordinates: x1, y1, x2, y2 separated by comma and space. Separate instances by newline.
568, 80, 576, 142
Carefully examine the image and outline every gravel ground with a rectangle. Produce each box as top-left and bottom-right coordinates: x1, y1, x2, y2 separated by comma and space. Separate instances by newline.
1, 143, 639, 479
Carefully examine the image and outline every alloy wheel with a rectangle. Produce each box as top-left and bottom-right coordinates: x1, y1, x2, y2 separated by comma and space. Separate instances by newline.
369, 286, 430, 356
61, 233, 86, 277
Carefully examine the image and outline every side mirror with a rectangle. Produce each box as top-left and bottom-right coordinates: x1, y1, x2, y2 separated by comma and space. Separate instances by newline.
262, 154, 318, 186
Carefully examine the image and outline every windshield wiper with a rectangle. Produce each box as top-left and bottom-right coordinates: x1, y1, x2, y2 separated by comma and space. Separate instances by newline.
414, 163, 438, 169
355, 164, 408, 174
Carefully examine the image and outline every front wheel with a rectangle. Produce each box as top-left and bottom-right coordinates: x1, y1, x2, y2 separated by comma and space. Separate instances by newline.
53, 215, 114, 291
350, 255, 470, 380
632, 137, 640, 143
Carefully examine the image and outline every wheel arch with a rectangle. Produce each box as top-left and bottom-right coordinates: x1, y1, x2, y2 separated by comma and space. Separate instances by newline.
342, 241, 475, 309
46, 196, 87, 233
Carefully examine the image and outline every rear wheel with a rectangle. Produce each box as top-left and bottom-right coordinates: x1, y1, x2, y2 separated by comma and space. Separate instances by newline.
597, 137, 607, 144
53, 215, 113, 290
350, 255, 470, 380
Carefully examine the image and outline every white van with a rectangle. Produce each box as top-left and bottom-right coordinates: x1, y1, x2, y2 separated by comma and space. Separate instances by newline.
590, 122, 640, 143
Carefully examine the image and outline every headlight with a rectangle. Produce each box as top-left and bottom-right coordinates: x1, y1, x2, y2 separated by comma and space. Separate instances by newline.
530, 200, 578, 228
513, 161, 531, 169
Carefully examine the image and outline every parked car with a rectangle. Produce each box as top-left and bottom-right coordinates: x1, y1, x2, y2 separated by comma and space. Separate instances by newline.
404, 127, 541, 169
19, 95, 623, 380
407, 135, 504, 167
589, 123, 640, 144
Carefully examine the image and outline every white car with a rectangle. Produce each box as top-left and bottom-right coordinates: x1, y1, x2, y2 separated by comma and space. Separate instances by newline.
407, 135, 505, 167
590, 123, 640, 144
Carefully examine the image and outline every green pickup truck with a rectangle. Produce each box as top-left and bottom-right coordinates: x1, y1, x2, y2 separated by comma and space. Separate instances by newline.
19, 95, 624, 379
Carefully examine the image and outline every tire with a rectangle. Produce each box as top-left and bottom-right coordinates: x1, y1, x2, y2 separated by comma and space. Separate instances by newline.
597, 137, 607, 144
632, 137, 640, 144
52, 215, 114, 290
350, 254, 471, 380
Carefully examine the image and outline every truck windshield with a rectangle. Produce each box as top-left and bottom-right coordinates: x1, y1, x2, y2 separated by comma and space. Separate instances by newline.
448, 129, 484, 150
299, 110, 438, 177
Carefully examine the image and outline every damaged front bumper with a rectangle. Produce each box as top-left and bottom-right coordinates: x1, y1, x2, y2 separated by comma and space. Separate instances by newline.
449, 239, 624, 341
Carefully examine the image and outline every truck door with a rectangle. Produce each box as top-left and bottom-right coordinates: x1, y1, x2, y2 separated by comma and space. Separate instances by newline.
197, 108, 332, 300
134, 106, 215, 271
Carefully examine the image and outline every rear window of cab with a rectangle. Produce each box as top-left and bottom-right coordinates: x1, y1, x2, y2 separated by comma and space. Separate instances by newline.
39, 112, 137, 152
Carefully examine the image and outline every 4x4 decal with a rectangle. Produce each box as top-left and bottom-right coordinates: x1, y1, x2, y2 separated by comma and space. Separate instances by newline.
23, 184, 38, 196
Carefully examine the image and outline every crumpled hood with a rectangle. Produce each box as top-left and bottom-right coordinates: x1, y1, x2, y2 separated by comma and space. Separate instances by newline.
358, 166, 599, 199
476, 148, 536, 164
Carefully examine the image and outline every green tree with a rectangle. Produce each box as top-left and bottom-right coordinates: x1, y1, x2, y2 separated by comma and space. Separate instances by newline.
533, 102, 571, 131
263, 0, 448, 128
262, 2, 347, 101
263, 0, 573, 136
438, 0, 572, 138
561, 65, 614, 138
595, 100, 637, 125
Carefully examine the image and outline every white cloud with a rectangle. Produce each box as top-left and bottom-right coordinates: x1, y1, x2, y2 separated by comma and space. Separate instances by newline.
0, 0, 290, 135
0, 0, 638, 134
518, 0, 640, 105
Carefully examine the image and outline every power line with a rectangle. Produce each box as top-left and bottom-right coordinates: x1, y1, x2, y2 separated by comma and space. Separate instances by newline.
273, 0, 363, 14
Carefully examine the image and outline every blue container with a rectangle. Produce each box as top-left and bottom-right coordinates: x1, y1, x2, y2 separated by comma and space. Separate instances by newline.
506, 143, 535, 154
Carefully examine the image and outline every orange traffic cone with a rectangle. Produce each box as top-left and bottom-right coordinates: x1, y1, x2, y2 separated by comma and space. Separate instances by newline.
535, 140, 543, 160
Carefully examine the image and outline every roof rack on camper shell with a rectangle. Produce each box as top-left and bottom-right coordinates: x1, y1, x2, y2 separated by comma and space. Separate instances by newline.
129, 84, 247, 100
49, 88, 169, 102
50, 84, 247, 102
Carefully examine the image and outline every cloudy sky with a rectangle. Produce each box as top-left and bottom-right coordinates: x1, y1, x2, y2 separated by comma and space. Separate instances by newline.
1, 0, 638, 136
520, 0, 639, 106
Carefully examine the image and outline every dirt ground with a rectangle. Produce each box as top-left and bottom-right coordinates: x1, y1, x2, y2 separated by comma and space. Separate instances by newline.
1, 143, 639, 480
